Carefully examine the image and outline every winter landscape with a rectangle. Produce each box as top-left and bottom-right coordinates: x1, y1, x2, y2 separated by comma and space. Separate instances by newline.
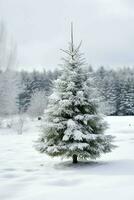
1, 0, 134, 200
0, 116, 134, 200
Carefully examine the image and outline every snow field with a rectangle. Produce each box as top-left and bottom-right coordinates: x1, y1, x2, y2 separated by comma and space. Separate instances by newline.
0, 116, 134, 200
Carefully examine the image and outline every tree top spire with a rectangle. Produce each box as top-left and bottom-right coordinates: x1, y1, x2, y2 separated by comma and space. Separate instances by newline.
71, 22, 74, 54
60, 23, 82, 59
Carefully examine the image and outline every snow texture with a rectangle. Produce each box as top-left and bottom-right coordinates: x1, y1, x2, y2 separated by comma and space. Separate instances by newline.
0, 116, 134, 200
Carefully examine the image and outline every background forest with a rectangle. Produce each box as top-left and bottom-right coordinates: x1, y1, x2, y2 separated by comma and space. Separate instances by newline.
1, 66, 134, 117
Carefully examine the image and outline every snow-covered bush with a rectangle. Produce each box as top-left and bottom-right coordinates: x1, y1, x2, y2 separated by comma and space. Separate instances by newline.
0, 118, 14, 128
27, 90, 48, 118
0, 115, 27, 134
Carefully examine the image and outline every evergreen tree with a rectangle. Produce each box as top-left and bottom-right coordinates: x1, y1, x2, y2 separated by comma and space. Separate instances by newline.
118, 71, 134, 115
36, 24, 115, 163
18, 71, 32, 112
95, 68, 117, 115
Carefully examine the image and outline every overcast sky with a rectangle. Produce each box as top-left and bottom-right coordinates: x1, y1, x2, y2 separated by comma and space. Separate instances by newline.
0, 0, 134, 71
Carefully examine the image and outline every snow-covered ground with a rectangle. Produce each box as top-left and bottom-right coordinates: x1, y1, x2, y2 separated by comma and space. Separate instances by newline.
0, 116, 134, 200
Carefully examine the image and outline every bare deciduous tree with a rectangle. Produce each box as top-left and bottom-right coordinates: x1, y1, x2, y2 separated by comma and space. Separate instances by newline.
0, 21, 17, 71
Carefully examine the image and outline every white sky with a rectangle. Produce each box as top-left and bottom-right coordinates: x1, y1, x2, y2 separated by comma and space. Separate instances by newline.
0, 0, 134, 71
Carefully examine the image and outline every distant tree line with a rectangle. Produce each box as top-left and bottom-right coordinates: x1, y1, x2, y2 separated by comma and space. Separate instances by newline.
17, 66, 134, 116
94, 66, 134, 116
0, 21, 134, 117
1, 65, 134, 117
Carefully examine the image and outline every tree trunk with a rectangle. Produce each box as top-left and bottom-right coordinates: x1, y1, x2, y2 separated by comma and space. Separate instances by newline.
72, 154, 78, 164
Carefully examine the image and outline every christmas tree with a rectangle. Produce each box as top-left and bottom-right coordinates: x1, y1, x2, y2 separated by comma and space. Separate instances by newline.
36, 24, 115, 163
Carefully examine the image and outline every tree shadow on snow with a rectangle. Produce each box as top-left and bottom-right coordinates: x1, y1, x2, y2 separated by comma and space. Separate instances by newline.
54, 159, 134, 176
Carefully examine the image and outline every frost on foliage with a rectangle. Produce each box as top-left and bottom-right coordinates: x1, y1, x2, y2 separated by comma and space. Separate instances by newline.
27, 91, 48, 117
36, 32, 115, 161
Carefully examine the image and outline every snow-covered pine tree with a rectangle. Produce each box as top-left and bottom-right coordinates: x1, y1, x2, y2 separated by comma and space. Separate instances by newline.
118, 72, 134, 115
36, 24, 115, 163
95, 68, 117, 115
